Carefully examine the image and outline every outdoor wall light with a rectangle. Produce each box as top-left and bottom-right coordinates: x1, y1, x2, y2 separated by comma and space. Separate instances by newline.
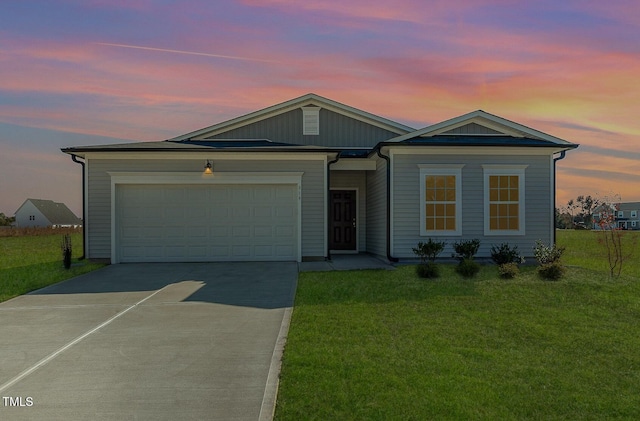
204, 160, 213, 174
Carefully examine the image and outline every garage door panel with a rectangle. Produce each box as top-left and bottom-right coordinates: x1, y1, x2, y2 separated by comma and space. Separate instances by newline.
254, 226, 273, 237
117, 184, 298, 262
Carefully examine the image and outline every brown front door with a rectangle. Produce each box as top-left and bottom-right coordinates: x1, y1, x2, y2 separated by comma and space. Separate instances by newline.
330, 190, 357, 251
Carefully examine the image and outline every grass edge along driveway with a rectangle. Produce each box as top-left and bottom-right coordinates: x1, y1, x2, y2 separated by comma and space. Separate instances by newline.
0, 233, 105, 303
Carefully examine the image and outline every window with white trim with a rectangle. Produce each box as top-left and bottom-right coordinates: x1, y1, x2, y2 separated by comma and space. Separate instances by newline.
632, 221, 637, 228
483, 165, 527, 235
630, 210, 637, 218
419, 164, 464, 236
618, 211, 624, 218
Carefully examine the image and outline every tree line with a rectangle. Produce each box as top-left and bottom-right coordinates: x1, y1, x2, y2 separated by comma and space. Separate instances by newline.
556, 195, 600, 229
0, 213, 15, 226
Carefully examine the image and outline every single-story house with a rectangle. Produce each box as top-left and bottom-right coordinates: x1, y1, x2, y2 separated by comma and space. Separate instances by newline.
62, 94, 578, 263
14, 198, 82, 228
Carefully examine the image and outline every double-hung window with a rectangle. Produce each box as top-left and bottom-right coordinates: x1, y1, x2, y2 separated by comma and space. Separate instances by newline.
419, 164, 464, 236
483, 165, 527, 235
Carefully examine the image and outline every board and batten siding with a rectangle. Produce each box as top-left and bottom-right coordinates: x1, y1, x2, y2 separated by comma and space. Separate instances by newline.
391, 153, 552, 259
330, 171, 367, 251
86, 157, 326, 260
207, 108, 400, 148
365, 156, 387, 258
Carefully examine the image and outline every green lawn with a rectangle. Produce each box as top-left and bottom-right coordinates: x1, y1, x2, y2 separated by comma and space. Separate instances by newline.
557, 229, 639, 277
0, 232, 105, 302
275, 231, 640, 420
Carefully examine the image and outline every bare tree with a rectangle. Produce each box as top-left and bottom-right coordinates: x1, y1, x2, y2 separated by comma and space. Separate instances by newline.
596, 194, 637, 279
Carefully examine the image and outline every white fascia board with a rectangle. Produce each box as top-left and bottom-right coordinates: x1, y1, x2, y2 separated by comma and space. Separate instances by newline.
428, 116, 525, 137
175, 93, 413, 141
388, 110, 573, 145
83, 151, 330, 160
387, 146, 562, 156
331, 159, 377, 171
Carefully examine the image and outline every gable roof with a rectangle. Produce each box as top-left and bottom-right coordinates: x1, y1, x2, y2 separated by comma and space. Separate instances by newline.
170, 93, 415, 141
16, 199, 81, 225
388, 110, 578, 150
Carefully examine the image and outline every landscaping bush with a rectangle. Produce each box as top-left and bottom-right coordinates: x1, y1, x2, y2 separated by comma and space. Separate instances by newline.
538, 262, 566, 281
412, 239, 446, 263
452, 239, 480, 260
416, 262, 440, 279
452, 239, 481, 278
534, 240, 566, 280
533, 240, 564, 265
498, 262, 520, 279
456, 258, 481, 278
413, 239, 446, 279
491, 243, 522, 265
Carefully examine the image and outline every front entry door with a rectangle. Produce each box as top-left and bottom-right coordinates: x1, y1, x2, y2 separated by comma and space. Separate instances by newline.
330, 190, 357, 251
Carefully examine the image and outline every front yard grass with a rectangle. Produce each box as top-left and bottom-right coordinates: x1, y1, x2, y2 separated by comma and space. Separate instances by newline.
275, 231, 640, 420
0, 232, 105, 302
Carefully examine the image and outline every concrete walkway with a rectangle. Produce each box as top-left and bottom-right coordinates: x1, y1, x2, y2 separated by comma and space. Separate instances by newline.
0, 262, 297, 421
298, 254, 395, 272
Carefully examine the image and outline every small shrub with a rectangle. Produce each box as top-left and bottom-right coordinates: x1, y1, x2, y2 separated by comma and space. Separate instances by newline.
412, 239, 446, 263
538, 262, 565, 281
452, 239, 480, 260
61, 234, 72, 269
416, 262, 440, 279
533, 240, 564, 265
498, 262, 519, 279
456, 258, 481, 278
491, 243, 522, 265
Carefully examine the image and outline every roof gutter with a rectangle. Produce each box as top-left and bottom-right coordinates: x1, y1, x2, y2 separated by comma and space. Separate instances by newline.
327, 153, 341, 261
70, 154, 86, 260
552, 150, 567, 245
374, 146, 399, 263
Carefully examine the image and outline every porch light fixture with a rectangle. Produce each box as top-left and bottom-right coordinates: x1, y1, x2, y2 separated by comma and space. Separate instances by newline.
204, 160, 213, 174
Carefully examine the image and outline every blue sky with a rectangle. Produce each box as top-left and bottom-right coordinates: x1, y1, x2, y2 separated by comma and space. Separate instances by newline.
1, 0, 639, 216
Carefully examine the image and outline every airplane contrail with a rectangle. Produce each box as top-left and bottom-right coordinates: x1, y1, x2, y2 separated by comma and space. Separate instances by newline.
95, 42, 279, 63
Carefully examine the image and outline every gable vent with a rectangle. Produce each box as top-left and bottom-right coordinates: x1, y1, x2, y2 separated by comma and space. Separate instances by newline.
302, 106, 320, 135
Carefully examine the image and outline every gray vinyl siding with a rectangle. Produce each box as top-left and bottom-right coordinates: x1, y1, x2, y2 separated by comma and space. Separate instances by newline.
86, 157, 325, 260
366, 157, 387, 258
392, 153, 552, 259
330, 171, 367, 251
207, 108, 399, 147
443, 123, 503, 135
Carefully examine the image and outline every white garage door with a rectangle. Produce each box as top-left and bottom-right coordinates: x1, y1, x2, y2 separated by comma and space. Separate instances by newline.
116, 184, 298, 262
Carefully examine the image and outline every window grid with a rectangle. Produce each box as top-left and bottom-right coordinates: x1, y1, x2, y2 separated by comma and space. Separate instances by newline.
489, 175, 519, 231
425, 175, 456, 231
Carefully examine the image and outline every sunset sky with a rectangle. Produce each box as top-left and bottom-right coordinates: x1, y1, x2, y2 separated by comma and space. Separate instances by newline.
1, 0, 638, 217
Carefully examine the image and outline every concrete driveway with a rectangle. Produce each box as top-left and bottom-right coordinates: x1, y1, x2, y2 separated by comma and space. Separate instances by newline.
0, 262, 298, 421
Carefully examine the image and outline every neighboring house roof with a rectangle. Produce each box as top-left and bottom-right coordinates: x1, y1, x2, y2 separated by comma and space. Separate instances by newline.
170, 93, 416, 141
387, 110, 578, 151
15, 199, 81, 225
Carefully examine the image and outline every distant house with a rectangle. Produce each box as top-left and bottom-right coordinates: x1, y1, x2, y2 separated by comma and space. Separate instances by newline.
616, 202, 640, 230
593, 202, 640, 230
14, 199, 82, 228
